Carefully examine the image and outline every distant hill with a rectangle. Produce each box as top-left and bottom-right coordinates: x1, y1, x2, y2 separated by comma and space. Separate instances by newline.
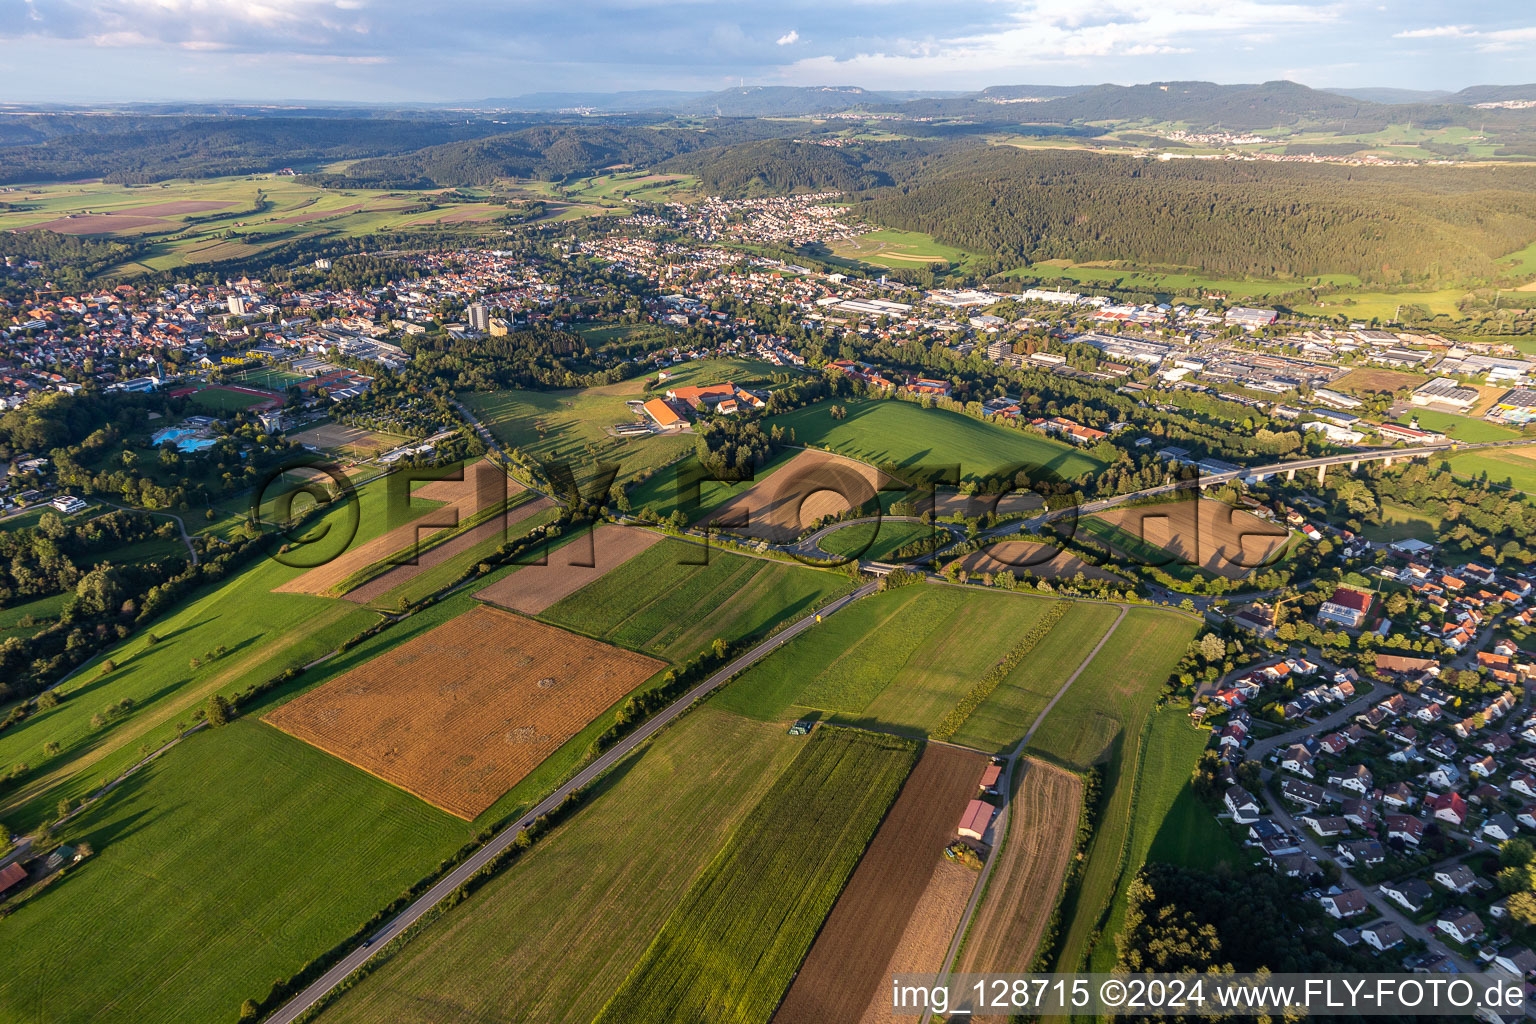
483, 91, 708, 112
1323, 87, 1452, 104
307, 121, 805, 187
1450, 84, 1536, 104
670, 86, 889, 117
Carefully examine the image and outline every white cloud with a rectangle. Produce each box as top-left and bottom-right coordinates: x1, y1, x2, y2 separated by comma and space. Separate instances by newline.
1391, 22, 1536, 51
1393, 25, 1472, 39
778, 0, 1341, 84
776, 29, 799, 45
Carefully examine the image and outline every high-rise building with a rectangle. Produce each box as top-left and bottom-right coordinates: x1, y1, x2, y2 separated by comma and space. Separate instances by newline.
228, 296, 248, 316
467, 302, 489, 333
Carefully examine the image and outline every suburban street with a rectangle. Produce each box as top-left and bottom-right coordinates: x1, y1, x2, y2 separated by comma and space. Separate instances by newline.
263, 578, 881, 1024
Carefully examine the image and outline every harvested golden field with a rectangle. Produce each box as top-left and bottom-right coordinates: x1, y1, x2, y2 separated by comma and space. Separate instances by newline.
342, 496, 554, 605
1089, 498, 1288, 579
772, 745, 987, 1024
475, 524, 663, 615
953, 540, 1122, 582
857, 859, 978, 1024
700, 450, 893, 543
263, 605, 664, 819
957, 758, 1082, 1023
274, 459, 517, 596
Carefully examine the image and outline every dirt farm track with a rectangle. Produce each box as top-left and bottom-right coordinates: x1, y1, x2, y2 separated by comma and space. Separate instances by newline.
263, 605, 664, 819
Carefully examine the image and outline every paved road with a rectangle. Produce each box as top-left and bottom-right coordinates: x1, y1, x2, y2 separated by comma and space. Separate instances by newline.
263, 578, 880, 1024
924, 603, 1130, 1024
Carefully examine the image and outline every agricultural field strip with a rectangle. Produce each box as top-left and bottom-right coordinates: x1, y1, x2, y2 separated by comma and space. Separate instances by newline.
261, 580, 880, 1024
771, 744, 988, 1024
593, 727, 920, 1024
264, 605, 665, 819
955, 759, 1084, 1023
932, 600, 1129, 1005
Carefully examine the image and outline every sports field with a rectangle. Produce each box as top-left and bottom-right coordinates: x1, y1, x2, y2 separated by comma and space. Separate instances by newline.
265, 605, 664, 819
0, 721, 476, 1024
290, 422, 413, 460
1024, 607, 1201, 971
593, 727, 918, 1024
534, 537, 858, 661
1448, 443, 1536, 493
768, 399, 1105, 483
307, 706, 800, 1024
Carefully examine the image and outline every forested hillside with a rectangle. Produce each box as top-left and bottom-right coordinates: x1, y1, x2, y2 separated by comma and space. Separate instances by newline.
315, 122, 804, 188
860, 148, 1536, 283
0, 116, 516, 185
657, 139, 971, 196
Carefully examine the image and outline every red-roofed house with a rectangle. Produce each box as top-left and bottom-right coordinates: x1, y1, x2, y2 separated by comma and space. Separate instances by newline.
1318, 586, 1374, 629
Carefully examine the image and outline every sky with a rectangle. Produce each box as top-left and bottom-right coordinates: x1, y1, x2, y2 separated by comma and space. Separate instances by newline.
0, 0, 1532, 103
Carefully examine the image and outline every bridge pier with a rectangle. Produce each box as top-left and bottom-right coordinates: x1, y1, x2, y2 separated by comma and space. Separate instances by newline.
1383, 456, 1394, 468
1286, 468, 1296, 481
1317, 464, 1327, 485
1350, 460, 1359, 472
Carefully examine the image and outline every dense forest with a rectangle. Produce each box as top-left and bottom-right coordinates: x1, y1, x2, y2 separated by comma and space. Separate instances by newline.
861, 148, 1536, 283
0, 231, 141, 298
0, 115, 517, 185
1117, 862, 1370, 978
657, 138, 971, 196
310, 121, 804, 188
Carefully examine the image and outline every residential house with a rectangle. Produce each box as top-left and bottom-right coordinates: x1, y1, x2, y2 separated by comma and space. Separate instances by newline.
1380, 878, 1435, 912
1481, 813, 1519, 844
1282, 777, 1327, 809
1362, 922, 1405, 952
1385, 814, 1425, 846
1329, 764, 1373, 795
1435, 908, 1483, 945
1319, 888, 1370, 919
1434, 865, 1478, 894
1224, 786, 1262, 825
1427, 792, 1468, 826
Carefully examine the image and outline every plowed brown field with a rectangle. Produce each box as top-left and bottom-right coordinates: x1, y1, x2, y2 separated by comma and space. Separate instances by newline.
700, 450, 893, 543
857, 859, 978, 1024
263, 605, 663, 819
274, 459, 517, 596
474, 524, 662, 614
956, 757, 1081, 1023
1091, 498, 1288, 579
770, 744, 987, 1024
